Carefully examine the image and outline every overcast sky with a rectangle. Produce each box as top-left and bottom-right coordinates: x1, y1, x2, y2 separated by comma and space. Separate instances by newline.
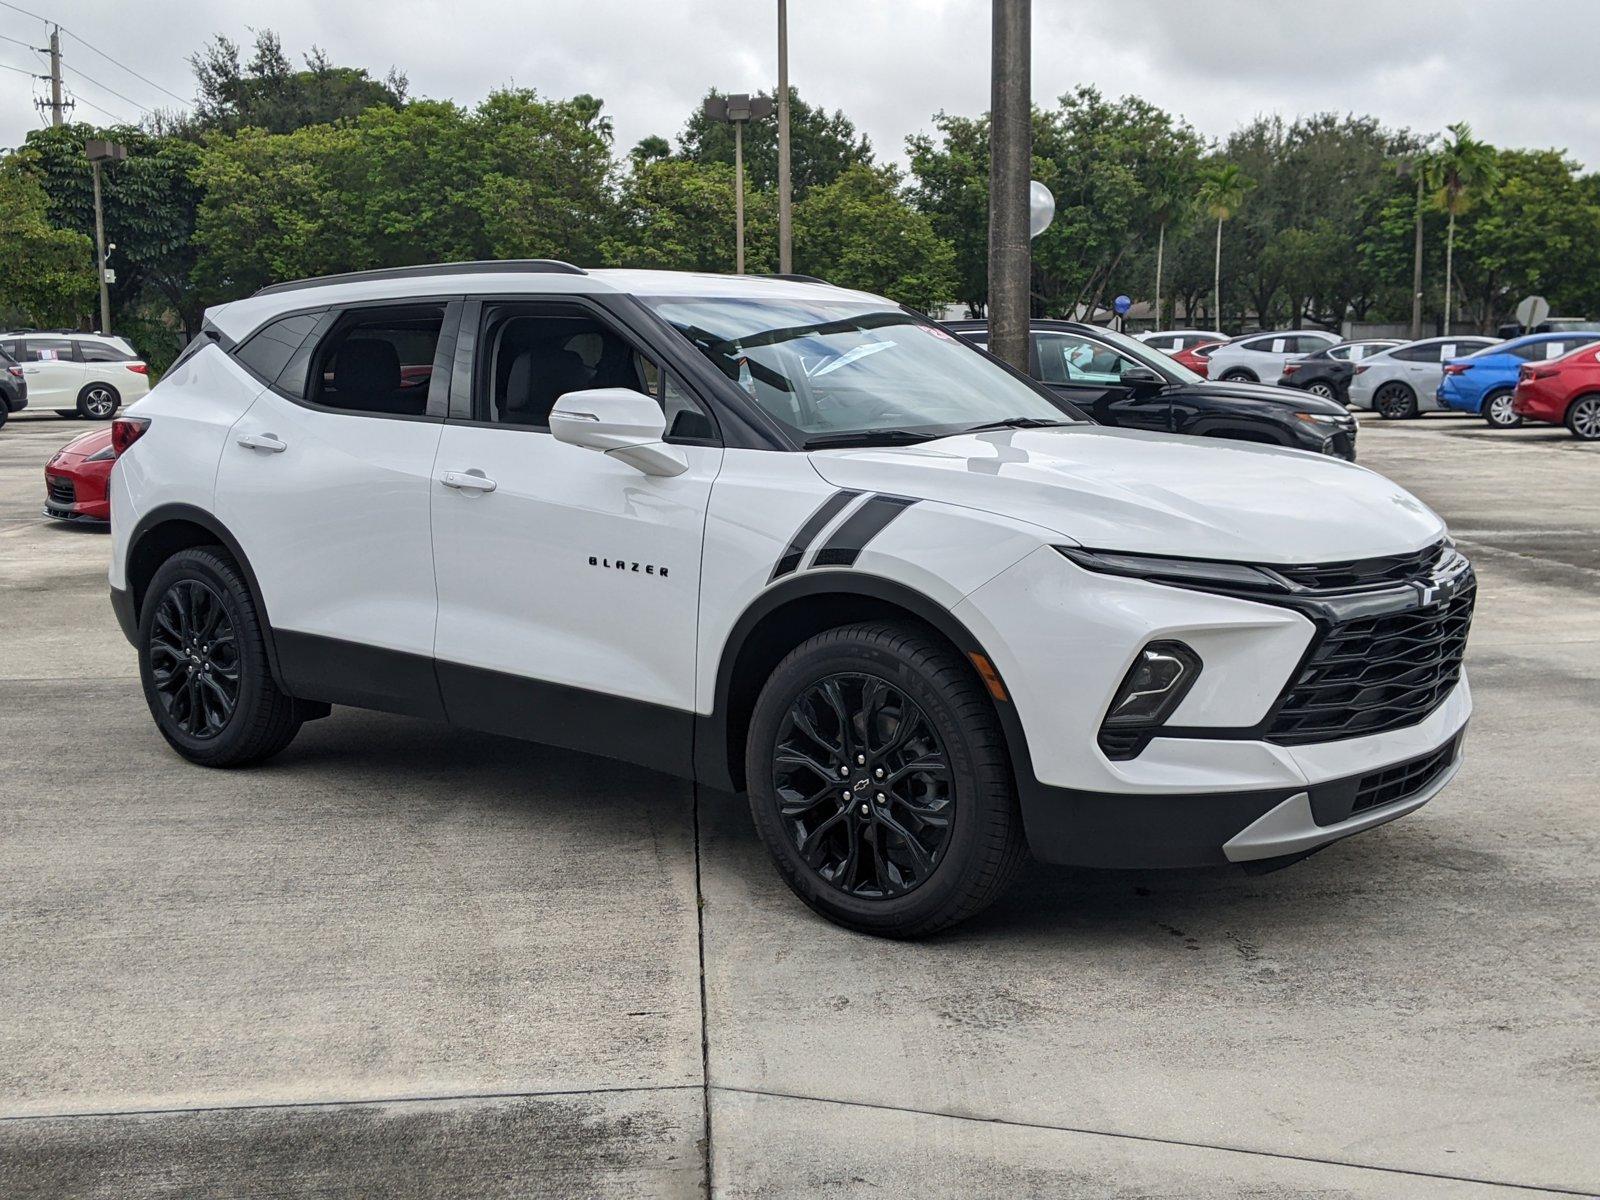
4, 0, 1598, 171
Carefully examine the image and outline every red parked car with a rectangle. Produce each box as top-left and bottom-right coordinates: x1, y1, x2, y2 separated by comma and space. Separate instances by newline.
1513, 343, 1600, 440
1172, 340, 1224, 378
44, 425, 118, 524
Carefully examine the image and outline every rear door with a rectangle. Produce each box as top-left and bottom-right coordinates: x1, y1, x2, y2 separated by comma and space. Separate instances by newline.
214, 299, 458, 717
428, 296, 723, 774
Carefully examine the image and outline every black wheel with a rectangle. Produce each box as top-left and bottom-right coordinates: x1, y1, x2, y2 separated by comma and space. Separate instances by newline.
1220, 369, 1256, 383
77, 383, 119, 420
1305, 380, 1336, 399
139, 547, 304, 767
1482, 389, 1521, 428
1374, 381, 1418, 419
746, 622, 1027, 937
1568, 394, 1600, 441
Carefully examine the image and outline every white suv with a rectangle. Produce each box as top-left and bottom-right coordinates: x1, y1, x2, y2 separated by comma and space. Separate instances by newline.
106, 263, 1475, 935
1205, 330, 1341, 384
0, 332, 150, 419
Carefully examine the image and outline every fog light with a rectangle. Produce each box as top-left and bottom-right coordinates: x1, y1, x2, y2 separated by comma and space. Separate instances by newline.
1103, 642, 1202, 728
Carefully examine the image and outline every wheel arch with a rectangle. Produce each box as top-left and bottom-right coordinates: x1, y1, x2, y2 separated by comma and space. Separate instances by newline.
125, 503, 288, 690
1219, 367, 1259, 382
697, 573, 1036, 797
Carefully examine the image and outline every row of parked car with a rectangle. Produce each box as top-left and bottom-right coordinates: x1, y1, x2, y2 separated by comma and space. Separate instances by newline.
1138, 327, 1600, 439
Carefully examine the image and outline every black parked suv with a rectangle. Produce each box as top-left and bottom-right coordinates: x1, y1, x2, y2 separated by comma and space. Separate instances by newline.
946, 319, 1357, 459
0, 346, 27, 428
1278, 339, 1401, 403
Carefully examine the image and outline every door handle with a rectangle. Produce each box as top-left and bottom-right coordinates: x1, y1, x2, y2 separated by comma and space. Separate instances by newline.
441, 470, 497, 493
237, 432, 287, 453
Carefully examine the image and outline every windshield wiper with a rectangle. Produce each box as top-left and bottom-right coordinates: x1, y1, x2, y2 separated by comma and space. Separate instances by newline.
801, 428, 942, 450
959, 416, 1075, 434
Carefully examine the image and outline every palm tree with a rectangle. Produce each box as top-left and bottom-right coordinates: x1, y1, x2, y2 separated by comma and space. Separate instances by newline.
1196, 164, 1254, 328
1425, 122, 1499, 330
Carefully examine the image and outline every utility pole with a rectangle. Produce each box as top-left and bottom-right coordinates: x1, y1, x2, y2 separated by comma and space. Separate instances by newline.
35, 25, 73, 126
776, 0, 792, 274
1411, 173, 1424, 340
705, 94, 772, 275
987, 0, 1031, 371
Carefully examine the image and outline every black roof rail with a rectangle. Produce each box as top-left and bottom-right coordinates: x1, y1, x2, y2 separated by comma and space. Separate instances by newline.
758, 273, 830, 285
252, 259, 588, 297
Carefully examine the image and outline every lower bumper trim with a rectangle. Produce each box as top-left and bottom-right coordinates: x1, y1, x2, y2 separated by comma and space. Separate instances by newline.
110, 586, 137, 646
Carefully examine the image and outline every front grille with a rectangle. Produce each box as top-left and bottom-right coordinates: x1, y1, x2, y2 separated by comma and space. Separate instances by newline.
46, 475, 75, 505
1351, 736, 1459, 816
1273, 540, 1444, 593
1267, 579, 1475, 745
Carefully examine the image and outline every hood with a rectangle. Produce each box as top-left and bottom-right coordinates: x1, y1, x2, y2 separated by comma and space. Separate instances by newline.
1180, 378, 1348, 414
809, 425, 1444, 564
57, 428, 114, 458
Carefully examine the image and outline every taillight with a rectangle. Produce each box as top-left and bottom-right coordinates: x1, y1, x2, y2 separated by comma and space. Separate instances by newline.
1443, 363, 1470, 375
125, 363, 148, 374
1530, 365, 1562, 380
1281, 363, 1301, 375
6, 365, 21, 378
1354, 365, 1370, 375
110, 416, 150, 455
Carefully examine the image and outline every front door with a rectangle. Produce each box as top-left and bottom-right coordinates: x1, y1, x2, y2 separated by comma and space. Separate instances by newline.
429, 298, 723, 775
214, 299, 456, 717
1032, 330, 1171, 431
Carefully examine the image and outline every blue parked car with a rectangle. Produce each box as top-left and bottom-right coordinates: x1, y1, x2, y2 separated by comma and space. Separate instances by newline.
1439, 332, 1600, 427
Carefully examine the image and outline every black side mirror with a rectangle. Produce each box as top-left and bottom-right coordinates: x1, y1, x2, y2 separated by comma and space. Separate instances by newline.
1120, 365, 1165, 387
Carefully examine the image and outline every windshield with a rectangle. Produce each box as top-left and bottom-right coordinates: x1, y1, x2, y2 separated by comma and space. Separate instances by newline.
641, 296, 1079, 445
1080, 323, 1204, 385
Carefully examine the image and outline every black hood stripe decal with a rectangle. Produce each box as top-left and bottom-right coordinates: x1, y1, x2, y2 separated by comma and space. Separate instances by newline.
812, 495, 919, 568
770, 490, 863, 581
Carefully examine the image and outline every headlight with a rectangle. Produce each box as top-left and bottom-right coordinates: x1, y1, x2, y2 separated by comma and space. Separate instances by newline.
84, 446, 117, 462
1055, 545, 1288, 594
1294, 412, 1345, 427
1103, 642, 1203, 728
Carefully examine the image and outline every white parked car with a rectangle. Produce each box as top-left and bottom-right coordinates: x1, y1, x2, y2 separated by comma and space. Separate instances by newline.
1204, 330, 1342, 384
1135, 328, 1228, 354
106, 263, 1475, 936
1346, 337, 1498, 419
0, 332, 150, 419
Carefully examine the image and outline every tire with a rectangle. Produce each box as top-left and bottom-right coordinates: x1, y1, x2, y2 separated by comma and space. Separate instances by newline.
1567, 394, 1600, 441
55, 410, 78, 419
1374, 381, 1418, 420
1482, 389, 1521, 429
1306, 381, 1336, 399
77, 382, 119, 420
138, 546, 304, 767
745, 621, 1027, 938
1220, 369, 1256, 383
0, 404, 7, 430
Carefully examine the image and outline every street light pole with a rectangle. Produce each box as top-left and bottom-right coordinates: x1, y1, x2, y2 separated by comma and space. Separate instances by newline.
85, 139, 126, 335
734, 118, 746, 275
705, 94, 773, 276
777, 0, 792, 273
987, 0, 1031, 371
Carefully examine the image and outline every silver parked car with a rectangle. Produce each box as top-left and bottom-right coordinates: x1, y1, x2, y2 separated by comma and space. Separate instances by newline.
1346, 336, 1498, 419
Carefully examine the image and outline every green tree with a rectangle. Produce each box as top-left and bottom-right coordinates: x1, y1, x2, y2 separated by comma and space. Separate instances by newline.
603, 159, 776, 274
1197, 163, 1253, 326
794, 165, 956, 311
0, 166, 96, 328
906, 112, 990, 313
676, 87, 872, 196
1426, 122, 1500, 329
188, 30, 407, 134
192, 90, 616, 296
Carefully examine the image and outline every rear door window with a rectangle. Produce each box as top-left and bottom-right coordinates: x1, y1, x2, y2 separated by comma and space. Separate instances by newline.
305, 305, 447, 417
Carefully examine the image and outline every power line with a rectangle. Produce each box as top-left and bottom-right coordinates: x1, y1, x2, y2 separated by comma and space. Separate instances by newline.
61, 62, 150, 115
0, 57, 43, 78
65, 87, 128, 125
62, 28, 188, 105
0, 0, 191, 108
0, 31, 42, 51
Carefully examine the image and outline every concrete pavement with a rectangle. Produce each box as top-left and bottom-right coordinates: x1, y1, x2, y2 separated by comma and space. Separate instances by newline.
0, 410, 1595, 1196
